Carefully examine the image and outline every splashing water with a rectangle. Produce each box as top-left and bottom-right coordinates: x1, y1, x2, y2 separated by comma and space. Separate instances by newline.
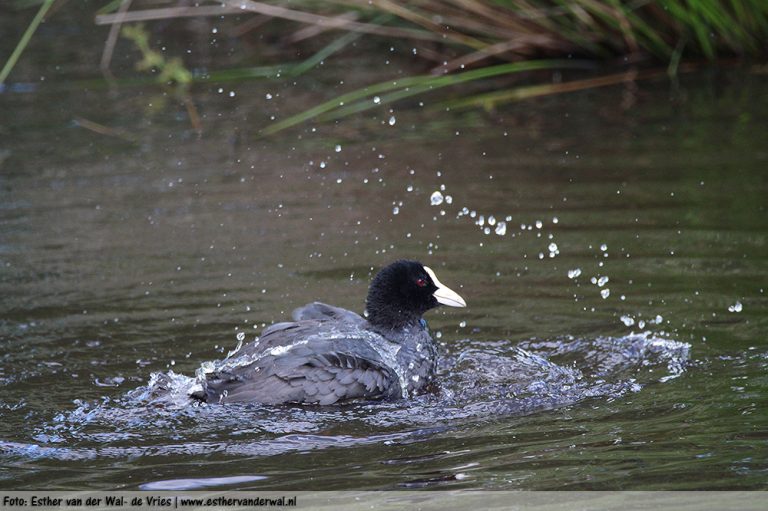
430, 191, 444, 206
568, 268, 582, 279
2, 332, 691, 470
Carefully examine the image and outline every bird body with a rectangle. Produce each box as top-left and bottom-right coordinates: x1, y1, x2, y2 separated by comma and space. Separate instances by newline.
190, 260, 465, 405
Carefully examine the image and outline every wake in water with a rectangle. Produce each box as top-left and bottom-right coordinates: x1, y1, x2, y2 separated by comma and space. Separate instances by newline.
0, 332, 690, 464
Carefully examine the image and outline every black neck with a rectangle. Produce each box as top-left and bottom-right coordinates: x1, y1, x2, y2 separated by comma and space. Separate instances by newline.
366, 304, 422, 331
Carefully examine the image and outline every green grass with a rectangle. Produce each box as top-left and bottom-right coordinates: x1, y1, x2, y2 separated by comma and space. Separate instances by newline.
4, 1, 768, 133
0, 0, 55, 86
261, 59, 597, 135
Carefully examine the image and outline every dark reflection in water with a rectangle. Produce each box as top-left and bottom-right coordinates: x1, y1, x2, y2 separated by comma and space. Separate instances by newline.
1, 66, 767, 490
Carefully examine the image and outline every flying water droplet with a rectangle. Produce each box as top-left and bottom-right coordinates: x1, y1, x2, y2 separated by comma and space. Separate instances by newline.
600, 288, 610, 299
495, 222, 507, 236
597, 276, 609, 287
388, 116, 396, 126
728, 301, 743, 312
567, 268, 582, 279
430, 191, 444, 206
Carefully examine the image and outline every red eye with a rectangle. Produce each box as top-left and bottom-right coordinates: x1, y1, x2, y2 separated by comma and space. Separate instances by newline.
416, 278, 428, 287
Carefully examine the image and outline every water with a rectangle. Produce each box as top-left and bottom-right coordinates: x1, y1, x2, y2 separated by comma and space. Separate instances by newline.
1, 26, 767, 489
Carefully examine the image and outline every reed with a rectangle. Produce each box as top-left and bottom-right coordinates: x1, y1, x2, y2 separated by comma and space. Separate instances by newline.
5, 1, 767, 132
91, 0, 768, 64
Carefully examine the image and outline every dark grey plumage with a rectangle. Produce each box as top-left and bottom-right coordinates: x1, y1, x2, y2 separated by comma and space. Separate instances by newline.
190, 260, 464, 405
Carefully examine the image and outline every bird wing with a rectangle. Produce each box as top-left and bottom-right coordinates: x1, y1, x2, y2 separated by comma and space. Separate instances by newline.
291, 302, 366, 326
197, 338, 401, 405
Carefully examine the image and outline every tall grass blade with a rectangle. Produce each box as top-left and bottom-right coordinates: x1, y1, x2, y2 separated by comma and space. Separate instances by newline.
262, 59, 596, 135
0, 0, 55, 86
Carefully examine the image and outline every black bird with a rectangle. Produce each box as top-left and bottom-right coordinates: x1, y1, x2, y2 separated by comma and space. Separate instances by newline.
190, 260, 466, 405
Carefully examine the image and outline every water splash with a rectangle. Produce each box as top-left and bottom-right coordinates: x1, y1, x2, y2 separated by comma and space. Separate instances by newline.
2, 333, 691, 467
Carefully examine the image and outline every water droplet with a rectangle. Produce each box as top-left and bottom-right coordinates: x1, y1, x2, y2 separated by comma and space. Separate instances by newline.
388, 116, 396, 126
553, 217, 559, 224
495, 222, 507, 236
548, 242, 558, 253
445, 195, 453, 204
373, 96, 381, 104
728, 301, 743, 312
459, 321, 466, 328
406, 185, 413, 192
430, 191, 444, 206
638, 319, 646, 329
600, 243, 608, 251
597, 275, 609, 287
535, 220, 543, 229
488, 216, 496, 226
319, 161, 326, 169
600, 288, 610, 299
236, 332, 245, 341
392, 206, 399, 215
620, 315, 634, 326
334, 144, 341, 152
265, 93, 273, 100
567, 268, 582, 279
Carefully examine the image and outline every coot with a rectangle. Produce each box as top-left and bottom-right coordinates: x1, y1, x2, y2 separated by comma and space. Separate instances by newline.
190, 260, 466, 405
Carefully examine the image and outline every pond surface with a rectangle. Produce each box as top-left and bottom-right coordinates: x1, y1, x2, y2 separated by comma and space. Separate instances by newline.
1, 37, 767, 490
